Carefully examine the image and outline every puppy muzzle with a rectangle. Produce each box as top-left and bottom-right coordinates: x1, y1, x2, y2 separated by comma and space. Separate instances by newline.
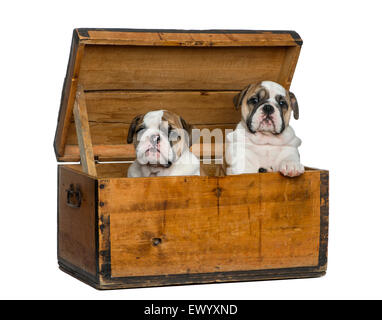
137, 133, 175, 167
246, 103, 284, 134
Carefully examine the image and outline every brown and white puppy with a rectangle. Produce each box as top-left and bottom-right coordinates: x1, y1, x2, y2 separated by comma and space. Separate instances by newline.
225, 81, 304, 177
127, 110, 200, 177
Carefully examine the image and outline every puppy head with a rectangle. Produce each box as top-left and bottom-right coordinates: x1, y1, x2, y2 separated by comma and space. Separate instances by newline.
127, 110, 193, 167
234, 81, 299, 134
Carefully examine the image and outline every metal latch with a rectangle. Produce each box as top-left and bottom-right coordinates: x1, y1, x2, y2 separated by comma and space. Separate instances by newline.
66, 184, 82, 208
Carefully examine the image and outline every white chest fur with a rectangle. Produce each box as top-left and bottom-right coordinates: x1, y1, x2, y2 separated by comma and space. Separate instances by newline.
225, 122, 303, 176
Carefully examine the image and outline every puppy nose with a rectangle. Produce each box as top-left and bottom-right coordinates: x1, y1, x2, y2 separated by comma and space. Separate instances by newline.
263, 104, 274, 114
150, 134, 160, 145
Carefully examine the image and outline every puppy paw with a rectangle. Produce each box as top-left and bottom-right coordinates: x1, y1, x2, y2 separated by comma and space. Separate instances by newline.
279, 161, 304, 177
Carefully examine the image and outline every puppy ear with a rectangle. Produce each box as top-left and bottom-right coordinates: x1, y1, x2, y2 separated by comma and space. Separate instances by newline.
127, 114, 143, 144
180, 117, 194, 147
289, 92, 299, 120
233, 85, 251, 110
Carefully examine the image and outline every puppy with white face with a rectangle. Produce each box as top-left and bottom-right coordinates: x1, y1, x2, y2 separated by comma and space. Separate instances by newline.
127, 110, 200, 177
225, 81, 304, 177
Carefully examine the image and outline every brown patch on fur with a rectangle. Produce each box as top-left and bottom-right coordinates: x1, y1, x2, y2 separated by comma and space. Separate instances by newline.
162, 111, 183, 130
239, 84, 269, 124
127, 114, 144, 145
289, 91, 299, 120
163, 111, 193, 158
282, 95, 292, 126
233, 84, 251, 110
276, 94, 292, 127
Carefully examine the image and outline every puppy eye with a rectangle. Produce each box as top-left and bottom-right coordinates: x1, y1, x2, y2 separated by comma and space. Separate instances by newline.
279, 100, 287, 108
169, 130, 181, 141
136, 127, 145, 133
248, 97, 259, 104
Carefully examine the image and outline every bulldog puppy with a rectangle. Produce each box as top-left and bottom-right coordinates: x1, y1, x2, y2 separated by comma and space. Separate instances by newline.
225, 81, 304, 177
127, 110, 200, 177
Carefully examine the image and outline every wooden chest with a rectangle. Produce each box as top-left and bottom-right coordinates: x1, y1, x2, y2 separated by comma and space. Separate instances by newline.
54, 28, 329, 290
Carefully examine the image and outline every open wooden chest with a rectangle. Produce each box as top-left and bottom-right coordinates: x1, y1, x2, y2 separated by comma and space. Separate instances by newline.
54, 28, 329, 290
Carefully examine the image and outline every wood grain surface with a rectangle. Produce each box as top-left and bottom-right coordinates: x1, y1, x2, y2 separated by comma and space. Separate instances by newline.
54, 30, 302, 161
79, 29, 302, 47
78, 45, 288, 91
73, 87, 97, 176
81, 90, 240, 124
58, 166, 97, 276
96, 170, 321, 278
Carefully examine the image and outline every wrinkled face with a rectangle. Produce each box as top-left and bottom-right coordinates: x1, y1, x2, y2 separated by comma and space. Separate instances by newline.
127, 110, 192, 167
234, 81, 299, 134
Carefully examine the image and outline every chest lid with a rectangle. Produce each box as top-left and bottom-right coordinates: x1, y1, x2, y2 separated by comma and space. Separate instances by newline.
54, 28, 302, 162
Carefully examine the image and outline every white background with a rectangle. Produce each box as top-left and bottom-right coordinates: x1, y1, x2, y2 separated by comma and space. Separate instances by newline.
1, 0, 381, 300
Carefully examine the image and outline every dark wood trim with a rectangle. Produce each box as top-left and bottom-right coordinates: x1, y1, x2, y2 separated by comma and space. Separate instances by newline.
59, 257, 99, 287
99, 218, 111, 280
103, 267, 324, 290
61, 259, 324, 290
57, 166, 60, 261
319, 171, 329, 269
98, 179, 111, 282
94, 179, 100, 283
